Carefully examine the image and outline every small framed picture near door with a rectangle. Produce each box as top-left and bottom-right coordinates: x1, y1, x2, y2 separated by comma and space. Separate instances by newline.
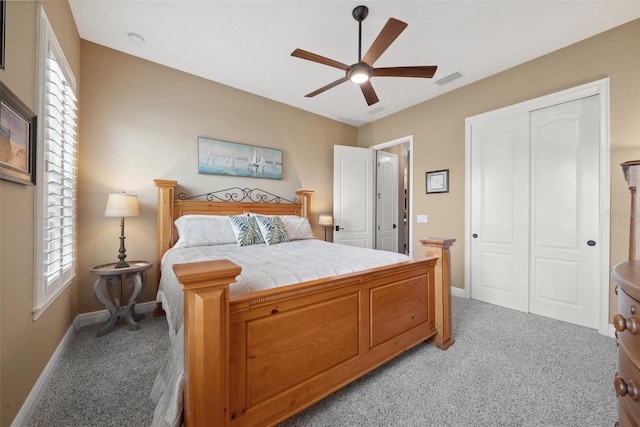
426, 169, 449, 194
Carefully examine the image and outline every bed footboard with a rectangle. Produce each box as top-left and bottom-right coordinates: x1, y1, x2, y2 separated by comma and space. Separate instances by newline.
174, 239, 455, 426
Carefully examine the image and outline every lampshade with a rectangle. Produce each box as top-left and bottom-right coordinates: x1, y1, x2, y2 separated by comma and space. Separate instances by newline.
104, 193, 139, 218
318, 214, 334, 226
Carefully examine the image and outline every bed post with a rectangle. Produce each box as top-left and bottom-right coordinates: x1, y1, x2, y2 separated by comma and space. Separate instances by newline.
154, 179, 178, 315
173, 259, 242, 427
296, 189, 313, 220
155, 179, 178, 259
420, 238, 456, 350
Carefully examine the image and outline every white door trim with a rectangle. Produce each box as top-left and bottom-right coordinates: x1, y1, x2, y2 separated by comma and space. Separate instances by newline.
372, 135, 414, 257
464, 78, 611, 335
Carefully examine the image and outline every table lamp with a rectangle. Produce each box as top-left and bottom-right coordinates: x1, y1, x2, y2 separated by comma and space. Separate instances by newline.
104, 192, 139, 268
318, 214, 334, 241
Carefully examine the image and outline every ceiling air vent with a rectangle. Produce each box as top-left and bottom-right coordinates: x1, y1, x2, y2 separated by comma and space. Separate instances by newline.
367, 106, 387, 115
435, 72, 463, 86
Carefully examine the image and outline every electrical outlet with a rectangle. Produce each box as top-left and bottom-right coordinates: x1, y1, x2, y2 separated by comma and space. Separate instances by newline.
417, 214, 428, 223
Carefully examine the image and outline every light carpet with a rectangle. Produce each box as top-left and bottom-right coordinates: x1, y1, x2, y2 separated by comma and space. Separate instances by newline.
27, 297, 618, 426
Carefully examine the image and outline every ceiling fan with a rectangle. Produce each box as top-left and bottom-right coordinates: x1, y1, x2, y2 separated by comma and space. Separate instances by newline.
291, 5, 437, 106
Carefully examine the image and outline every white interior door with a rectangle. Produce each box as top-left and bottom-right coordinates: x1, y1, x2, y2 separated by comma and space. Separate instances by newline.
470, 112, 530, 312
376, 151, 399, 252
333, 145, 374, 248
470, 95, 601, 329
529, 95, 600, 328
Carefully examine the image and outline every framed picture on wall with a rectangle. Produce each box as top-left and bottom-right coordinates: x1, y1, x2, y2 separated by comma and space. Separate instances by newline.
0, 0, 5, 69
0, 82, 37, 185
426, 169, 449, 194
198, 136, 283, 180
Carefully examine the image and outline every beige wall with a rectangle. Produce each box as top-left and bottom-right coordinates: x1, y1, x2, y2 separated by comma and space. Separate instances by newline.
357, 19, 640, 319
3, 5, 639, 425
0, 1, 81, 425
76, 41, 357, 314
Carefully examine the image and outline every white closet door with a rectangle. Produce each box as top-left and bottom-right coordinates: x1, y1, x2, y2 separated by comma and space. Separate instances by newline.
529, 95, 600, 328
470, 112, 530, 312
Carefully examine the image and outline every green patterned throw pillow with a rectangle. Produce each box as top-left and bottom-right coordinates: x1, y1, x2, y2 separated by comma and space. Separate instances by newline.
254, 215, 289, 245
228, 214, 264, 246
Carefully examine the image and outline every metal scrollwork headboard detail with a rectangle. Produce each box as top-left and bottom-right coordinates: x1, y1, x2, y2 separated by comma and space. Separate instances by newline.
177, 187, 298, 204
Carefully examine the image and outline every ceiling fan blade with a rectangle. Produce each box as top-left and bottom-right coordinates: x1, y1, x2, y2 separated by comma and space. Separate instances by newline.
305, 77, 349, 98
362, 18, 408, 66
374, 66, 438, 78
291, 48, 349, 71
360, 80, 379, 106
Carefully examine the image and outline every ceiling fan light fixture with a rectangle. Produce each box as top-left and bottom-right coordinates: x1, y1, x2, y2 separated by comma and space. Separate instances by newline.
347, 63, 372, 84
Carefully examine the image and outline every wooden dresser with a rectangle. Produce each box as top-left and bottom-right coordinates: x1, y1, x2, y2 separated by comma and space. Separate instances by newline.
614, 262, 640, 426
614, 160, 640, 426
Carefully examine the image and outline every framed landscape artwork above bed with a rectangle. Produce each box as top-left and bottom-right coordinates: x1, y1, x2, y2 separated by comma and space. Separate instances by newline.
198, 136, 283, 180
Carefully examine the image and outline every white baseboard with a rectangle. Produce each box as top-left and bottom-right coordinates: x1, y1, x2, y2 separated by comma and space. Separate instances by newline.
73, 300, 158, 330
11, 300, 159, 426
10, 323, 75, 427
451, 286, 466, 299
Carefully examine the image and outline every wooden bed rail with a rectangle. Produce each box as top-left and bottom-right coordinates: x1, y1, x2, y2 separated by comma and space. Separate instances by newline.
173, 238, 455, 426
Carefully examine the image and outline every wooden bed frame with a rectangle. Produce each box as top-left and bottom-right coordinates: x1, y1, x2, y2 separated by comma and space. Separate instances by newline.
155, 179, 455, 426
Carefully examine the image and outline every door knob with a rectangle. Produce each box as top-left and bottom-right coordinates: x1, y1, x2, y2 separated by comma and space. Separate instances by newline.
472, 233, 478, 238
587, 240, 596, 246
393, 224, 397, 229
335, 225, 344, 231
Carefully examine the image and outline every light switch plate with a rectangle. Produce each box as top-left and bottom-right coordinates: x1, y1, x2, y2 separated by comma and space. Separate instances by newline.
417, 214, 428, 223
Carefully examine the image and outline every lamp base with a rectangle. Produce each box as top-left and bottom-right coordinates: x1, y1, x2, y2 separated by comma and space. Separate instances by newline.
115, 219, 129, 268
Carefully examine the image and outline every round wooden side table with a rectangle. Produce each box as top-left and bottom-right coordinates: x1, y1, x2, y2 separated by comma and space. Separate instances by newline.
90, 260, 152, 337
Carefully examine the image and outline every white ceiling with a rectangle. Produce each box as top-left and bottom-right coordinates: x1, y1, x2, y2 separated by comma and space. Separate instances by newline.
68, 1, 640, 127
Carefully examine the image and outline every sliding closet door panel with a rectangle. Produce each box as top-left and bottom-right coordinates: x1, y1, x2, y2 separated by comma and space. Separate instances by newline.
470, 112, 529, 312
529, 95, 600, 328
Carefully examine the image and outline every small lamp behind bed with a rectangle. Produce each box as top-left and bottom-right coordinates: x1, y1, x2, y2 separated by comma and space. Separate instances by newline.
318, 214, 334, 241
104, 192, 139, 268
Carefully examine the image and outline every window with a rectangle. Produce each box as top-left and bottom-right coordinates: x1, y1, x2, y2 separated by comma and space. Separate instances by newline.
33, 7, 78, 318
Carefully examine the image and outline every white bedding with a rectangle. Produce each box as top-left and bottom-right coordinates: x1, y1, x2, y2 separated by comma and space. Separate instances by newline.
152, 239, 411, 427
157, 239, 411, 338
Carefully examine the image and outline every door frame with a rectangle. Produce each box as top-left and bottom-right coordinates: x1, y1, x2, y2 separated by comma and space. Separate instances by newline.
464, 78, 611, 335
372, 135, 414, 256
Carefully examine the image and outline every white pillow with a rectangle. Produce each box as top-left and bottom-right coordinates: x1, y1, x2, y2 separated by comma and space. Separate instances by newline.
173, 215, 237, 248
280, 215, 315, 240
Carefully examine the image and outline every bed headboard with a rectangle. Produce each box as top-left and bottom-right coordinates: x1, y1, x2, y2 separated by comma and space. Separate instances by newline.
154, 179, 313, 262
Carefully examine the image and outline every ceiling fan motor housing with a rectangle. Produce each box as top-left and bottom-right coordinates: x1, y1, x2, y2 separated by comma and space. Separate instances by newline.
347, 62, 373, 83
